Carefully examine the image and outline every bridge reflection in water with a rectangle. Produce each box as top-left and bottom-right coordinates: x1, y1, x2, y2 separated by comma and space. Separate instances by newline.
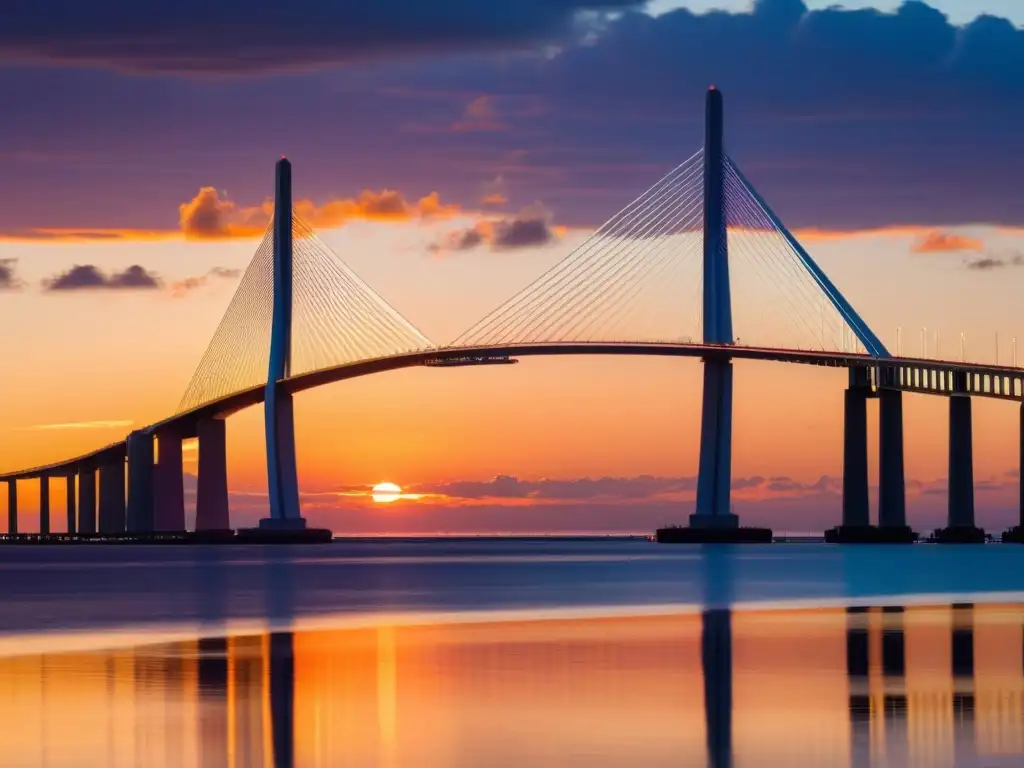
0, 604, 1023, 766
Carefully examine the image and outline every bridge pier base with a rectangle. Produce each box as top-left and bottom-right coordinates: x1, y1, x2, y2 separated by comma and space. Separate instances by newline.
39, 476, 50, 535
98, 461, 126, 534
935, 396, 986, 543
196, 418, 231, 534
154, 429, 186, 532
842, 383, 870, 528
126, 431, 155, 533
66, 475, 76, 534
78, 468, 97, 534
7, 480, 16, 535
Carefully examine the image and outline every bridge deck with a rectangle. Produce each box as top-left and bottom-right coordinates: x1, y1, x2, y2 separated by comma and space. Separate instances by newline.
3, 342, 1023, 481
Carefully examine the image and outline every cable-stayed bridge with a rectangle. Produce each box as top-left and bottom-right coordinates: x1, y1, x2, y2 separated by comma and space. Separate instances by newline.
3, 88, 1023, 543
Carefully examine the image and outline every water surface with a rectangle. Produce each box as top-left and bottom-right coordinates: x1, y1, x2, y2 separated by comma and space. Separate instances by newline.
2, 540, 1024, 766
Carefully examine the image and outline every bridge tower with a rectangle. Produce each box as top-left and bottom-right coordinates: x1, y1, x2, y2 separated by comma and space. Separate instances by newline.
691, 87, 738, 530
260, 158, 305, 530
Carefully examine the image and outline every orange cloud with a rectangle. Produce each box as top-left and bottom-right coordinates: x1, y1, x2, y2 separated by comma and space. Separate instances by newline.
481, 192, 508, 206
179, 187, 461, 241
910, 230, 984, 254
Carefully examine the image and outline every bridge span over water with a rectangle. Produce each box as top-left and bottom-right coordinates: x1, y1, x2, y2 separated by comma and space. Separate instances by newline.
4, 88, 1023, 543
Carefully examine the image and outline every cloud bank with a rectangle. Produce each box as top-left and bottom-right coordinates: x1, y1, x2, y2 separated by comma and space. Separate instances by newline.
179, 187, 461, 240
42, 265, 162, 291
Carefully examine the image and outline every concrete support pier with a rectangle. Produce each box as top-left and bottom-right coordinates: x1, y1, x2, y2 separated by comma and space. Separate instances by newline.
829, 377, 915, 543
842, 382, 870, 528
78, 469, 97, 534
1002, 403, 1024, 542
7, 480, 16, 535
936, 394, 985, 542
196, 418, 231, 533
66, 475, 76, 534
878, 389, 908, 529
154, 429, 186, 532
692, 359, 737, 529
126, 431, 155, 533
39, 476, 50, 535
98, 462, 125, 534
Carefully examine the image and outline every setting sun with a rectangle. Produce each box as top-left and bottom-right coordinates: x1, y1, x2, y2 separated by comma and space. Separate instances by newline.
372, 482, 402, 503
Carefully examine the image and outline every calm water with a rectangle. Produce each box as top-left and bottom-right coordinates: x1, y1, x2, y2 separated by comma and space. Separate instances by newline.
2, 540, 1024, 766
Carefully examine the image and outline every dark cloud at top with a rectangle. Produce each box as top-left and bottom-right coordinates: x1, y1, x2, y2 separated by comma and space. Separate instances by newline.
0, 0, 642, 73
0, 259, 21, 290
0, 0, 1022, 233
43, 264, 162, 292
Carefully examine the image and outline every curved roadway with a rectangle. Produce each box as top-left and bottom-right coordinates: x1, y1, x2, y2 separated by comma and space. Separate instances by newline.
2, 341, 1021, 481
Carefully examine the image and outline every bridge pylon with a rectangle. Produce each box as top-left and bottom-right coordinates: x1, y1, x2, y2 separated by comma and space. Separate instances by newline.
690, 86, 738, 531
261, 158, 305, 531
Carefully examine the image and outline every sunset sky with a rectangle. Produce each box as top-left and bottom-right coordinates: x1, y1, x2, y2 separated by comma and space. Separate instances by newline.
2, 0, 1024, 534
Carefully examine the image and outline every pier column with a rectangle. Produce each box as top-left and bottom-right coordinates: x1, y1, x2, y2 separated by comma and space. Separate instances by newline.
196, 418, 230, 532
948, 396, 975, 529
154, 429, 186, 532
98, 461, 126, 534
126, 431, 155, 533
7, 480, 16, 535
66, 475, 76, 534
878, 389, 907, 529
842, 371, 870, 528
39, 476, 50, 535
78, 468, 97, 534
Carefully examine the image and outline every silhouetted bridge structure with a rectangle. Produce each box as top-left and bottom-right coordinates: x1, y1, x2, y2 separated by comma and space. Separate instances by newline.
3, 88, 1022, 544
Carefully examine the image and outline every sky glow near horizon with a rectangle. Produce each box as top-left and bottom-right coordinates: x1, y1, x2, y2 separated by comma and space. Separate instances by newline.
1, 0, 1023, 533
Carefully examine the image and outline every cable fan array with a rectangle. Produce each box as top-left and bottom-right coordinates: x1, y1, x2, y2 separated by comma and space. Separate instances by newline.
723, 156, 867, 355
453, 150, 707, 347
177, 216, 434, 415
289, 215, 434, 377
453, 148, 874, 356
177, 226, 276, 413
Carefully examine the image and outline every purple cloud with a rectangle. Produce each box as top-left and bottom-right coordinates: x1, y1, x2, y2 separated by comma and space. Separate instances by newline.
43, 264, 162, 292
0, 259, 21, 290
